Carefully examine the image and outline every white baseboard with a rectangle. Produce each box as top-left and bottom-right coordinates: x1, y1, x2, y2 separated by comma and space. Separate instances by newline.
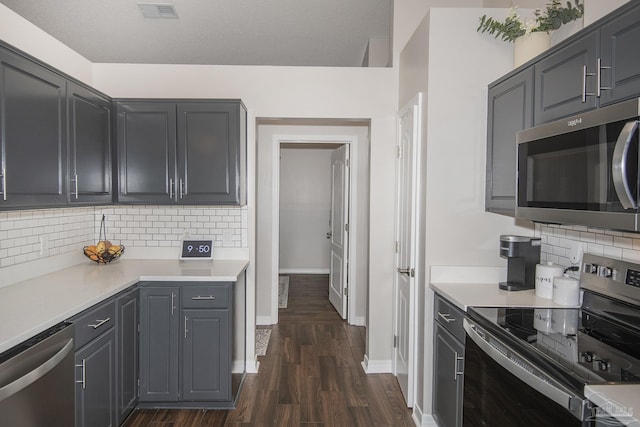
420, 414, 437, 427
361, 355, 393, 373
350, 315, 366, 326
256, 315, 275, 326
279, 268, 330, 275
412, 404, 423, 427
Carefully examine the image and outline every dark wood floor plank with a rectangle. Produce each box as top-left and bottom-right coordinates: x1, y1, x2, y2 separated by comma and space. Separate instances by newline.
122, 274, 414, 427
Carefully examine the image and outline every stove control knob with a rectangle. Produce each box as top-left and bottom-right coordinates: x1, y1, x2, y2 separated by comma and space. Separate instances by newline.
597, 266, 613, 278
597, 360, 611, 371
581, 352, 593, 363
584, 264, 598, 274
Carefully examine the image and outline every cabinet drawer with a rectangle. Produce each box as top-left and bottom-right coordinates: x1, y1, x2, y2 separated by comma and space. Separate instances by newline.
434, 295, 465, 342
181, 284, 231, 308
72, 299, 116, 349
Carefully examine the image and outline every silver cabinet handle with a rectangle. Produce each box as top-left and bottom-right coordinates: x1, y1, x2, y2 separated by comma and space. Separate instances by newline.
88, 317, 110, 329
582, 65, 597, 103
171, 292, 176, 315
70, 173, 79, 199
454, 351, 464, 380
0, 338, 74, 400
75, 358, 86, 390
612, 120, 639, 209
437, 312, 456, 323
169, 178, 174, 199
191, 295, 216, 300
184, 315, 188, 338
597, 57, 611, 97
0, 167, 6, 201
179, 178, 185, 198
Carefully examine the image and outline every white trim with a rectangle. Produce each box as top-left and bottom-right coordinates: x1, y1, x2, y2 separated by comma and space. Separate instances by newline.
420, 414, 438, 427
271, 134, 360, 325
278, 268, 330, 275
350, 315, 366, 326
256, 315, 275, 326
411, 404, 423, 427
246, 359, 259, 374
361, 358, 393, 373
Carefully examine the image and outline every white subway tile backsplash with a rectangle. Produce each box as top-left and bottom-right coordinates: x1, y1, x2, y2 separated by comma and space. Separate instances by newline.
0, 205, 248, 271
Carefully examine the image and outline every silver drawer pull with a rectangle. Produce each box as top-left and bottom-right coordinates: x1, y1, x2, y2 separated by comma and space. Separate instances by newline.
75, 359, 86, 389
88, 317, 110, 329
192, 295, 216, 300
437, 312, 456, 323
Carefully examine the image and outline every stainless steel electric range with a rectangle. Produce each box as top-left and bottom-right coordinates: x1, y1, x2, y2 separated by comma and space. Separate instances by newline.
463, 253, 640, 426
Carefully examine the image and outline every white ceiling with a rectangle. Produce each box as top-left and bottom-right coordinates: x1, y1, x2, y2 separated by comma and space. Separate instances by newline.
0, 0, 393, 67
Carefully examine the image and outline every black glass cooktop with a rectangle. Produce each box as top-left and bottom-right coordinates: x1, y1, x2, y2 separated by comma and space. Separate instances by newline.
468, 303, 640, 385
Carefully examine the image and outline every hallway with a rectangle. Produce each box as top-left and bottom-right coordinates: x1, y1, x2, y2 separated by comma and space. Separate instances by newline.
123, 275, 415, 426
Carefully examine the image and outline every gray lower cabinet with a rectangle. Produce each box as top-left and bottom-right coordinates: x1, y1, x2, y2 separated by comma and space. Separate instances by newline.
72, 299, 117, 427
116, 288, 139, 424
0, 46, 67, 208
139, 286, 180, 402
139, 282, 233, 406
116, 100, 246, 205
433, 295, 465, 427
485, 67, 533, 216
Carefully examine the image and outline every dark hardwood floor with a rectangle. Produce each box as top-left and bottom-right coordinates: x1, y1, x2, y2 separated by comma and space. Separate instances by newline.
123, 274, 415, 426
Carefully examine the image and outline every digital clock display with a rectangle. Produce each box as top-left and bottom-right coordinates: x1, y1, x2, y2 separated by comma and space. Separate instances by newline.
180, 240, 213, 260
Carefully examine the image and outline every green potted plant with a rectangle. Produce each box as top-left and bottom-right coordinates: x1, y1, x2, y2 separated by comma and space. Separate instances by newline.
478, 0, 584, 42
477, 1, 584, 66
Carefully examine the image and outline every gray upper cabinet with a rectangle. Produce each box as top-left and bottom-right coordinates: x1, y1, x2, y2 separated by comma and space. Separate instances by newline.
67, 82, 113, 205
116, 100, 246, 205
0, 47, 67, 208
116, 102, 177, 204
485, 67, 533, 216
599, 6, 640, 106
534, 30, 599, 125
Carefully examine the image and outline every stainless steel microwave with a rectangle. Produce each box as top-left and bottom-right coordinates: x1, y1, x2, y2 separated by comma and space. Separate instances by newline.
516, 98, 640, 231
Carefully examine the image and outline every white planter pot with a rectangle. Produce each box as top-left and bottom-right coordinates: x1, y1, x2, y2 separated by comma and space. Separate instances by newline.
513, 32, 551, 68
551, 18, 585, 45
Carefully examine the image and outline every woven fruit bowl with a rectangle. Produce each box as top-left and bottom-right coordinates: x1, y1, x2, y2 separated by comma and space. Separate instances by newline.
83, 241, 125, 264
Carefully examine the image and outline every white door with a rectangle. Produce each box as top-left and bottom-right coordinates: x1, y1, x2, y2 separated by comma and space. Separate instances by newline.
393, 94, 421, 406
328, 144, 349, 319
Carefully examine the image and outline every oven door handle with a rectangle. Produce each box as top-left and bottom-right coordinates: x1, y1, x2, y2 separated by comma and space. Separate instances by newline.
463, 319, 586, 420
612, 120, 639, 210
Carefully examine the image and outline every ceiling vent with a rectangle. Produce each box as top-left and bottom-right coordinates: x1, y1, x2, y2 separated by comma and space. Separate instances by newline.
138, 3, 179, 19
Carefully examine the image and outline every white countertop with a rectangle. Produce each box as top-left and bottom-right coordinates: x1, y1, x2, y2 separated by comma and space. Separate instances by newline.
0, 259, 248, 354
585, 385, 640, 426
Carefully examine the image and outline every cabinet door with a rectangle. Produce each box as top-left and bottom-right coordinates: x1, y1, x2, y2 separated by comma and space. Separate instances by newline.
0, 47, 67, 208
182, 308, 231, 401
599, 6, 640, 106
75, 328, 116, 427
534, 31, 599, 125
68, 83, 112, 204
176, 102, 244, 204
433, 323, 464, 427
116, 102, 177, 203
139, 286, 180, 402
116, 288, 138, 424
486, 68, 533, 216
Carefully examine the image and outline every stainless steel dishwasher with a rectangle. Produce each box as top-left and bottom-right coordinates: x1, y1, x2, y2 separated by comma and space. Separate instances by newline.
0, 322, 75, 427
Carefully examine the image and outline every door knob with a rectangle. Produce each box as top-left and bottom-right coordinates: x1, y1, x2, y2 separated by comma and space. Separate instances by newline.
397, 268, 414, 277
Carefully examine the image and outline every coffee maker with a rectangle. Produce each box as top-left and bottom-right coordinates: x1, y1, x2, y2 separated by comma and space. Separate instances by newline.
499, 235, 541, 291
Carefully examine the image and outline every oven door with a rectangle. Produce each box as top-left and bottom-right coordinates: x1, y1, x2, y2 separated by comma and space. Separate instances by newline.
463, 318, 589, 426
516, 100, 640, 231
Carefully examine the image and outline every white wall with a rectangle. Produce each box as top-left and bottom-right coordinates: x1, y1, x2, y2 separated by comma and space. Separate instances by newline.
279, 147, 332, 274
398, 8, 536, 422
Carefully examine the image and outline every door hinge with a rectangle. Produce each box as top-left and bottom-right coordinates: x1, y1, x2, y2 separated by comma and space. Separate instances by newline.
345, 223, 349, 233
346, 158, 351, 167
397, 145, 402, 158
344, 285, 348, 295
393, 335, 398, 348
395, 241, 399, 253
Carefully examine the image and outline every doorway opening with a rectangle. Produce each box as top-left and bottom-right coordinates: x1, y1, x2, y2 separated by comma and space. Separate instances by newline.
255, 119, 369, 328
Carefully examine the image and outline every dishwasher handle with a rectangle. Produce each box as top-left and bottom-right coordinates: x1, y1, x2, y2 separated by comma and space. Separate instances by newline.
0, 338, 74, 401
463, 318, 588, 421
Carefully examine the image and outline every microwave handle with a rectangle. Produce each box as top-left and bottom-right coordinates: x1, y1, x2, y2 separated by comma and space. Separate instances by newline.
612, 120, 639, 210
